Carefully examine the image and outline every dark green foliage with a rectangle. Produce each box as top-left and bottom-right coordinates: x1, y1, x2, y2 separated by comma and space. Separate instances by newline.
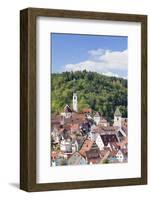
51, 70, 127, 122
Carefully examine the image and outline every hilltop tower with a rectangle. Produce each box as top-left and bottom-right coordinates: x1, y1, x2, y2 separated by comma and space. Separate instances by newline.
113, 107, 122, 127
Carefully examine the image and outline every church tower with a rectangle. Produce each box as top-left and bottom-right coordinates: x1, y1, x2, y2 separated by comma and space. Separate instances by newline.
113, 107, 122, 127
73, 93, 78, 112
72, 78, 78, 112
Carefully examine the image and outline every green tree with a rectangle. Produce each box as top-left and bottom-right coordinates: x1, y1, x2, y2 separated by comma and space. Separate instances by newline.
51, 70, 128, 119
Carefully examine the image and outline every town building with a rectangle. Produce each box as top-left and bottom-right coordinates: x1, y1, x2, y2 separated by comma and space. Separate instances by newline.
93, 112, 102, 125
51, 90, 128, 166
68, 152, 87, 165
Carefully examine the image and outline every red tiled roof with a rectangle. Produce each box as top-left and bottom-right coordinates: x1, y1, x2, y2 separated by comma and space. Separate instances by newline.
79, 139, 94, 156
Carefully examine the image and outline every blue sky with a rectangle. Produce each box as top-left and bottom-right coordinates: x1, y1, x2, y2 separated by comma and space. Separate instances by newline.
51, 33, 128, 78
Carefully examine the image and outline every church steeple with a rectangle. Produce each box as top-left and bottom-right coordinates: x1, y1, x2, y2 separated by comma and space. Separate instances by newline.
73, 93, 78, 112
114, 107, 122, 117
72, 78, 78, 112
113, 107, 122, 127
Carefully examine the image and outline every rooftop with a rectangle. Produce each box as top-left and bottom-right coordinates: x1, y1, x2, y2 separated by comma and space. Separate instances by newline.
94, 112, 102, 117
64, 104, 72, 113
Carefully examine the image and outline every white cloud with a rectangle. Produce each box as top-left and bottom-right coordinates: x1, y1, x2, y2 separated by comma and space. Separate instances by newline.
65, 60, 103, 72
102, 72, 119, 78
88, 49, 106, 56
99, 49, 128, 69
64, 49, 128, 78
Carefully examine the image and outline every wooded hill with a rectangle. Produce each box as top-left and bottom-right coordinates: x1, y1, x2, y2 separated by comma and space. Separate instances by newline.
51, 70, 127, 123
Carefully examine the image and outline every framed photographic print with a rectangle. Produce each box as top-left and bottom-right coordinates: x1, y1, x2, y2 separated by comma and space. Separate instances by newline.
20, 8, 147, 192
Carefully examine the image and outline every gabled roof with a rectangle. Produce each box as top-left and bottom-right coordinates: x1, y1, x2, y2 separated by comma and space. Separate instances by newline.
64, 104, 72, 113
79, 139, 94, 156
121, 126, 128, 135
100, 134, 118, 146
114, 107, 122, 116
94, 112, 102, 117
67, 152, 86, 165
85, 142, 101, 163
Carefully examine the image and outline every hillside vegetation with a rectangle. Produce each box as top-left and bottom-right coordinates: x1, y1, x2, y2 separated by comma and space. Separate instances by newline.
51, 70, 127, 123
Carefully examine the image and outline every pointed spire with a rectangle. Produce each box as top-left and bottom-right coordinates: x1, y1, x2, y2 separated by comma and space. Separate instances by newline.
114, 107, 122, 116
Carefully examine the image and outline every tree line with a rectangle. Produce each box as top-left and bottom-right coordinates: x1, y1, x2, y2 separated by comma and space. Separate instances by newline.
51, 70, 127, 123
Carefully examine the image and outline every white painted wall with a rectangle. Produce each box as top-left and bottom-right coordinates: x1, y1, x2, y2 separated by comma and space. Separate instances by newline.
0, 0, 150, 199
